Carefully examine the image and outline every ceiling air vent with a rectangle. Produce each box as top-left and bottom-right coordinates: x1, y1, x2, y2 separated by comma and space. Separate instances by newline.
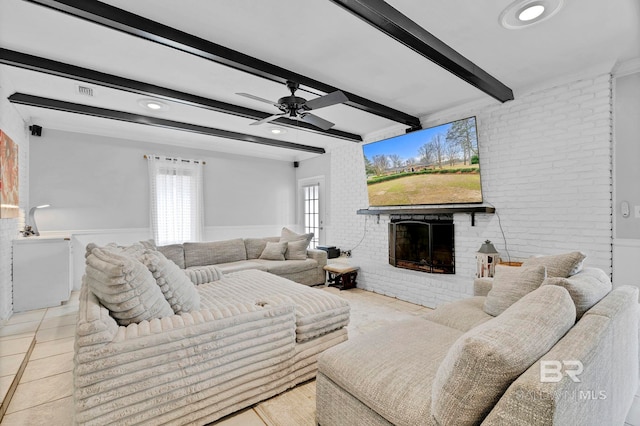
76, 85, 95, 97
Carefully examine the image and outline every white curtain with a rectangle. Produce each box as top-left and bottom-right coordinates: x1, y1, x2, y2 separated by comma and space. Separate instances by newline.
147, 155, 204, 245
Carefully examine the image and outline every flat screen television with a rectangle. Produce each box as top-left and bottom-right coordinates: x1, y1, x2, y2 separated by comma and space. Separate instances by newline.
363, 116, 482, 207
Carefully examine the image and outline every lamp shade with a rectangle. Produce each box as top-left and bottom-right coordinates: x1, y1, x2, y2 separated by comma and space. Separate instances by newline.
477, 240, 499, 254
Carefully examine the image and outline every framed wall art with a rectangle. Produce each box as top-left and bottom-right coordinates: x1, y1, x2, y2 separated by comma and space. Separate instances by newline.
0, 130, 19, 219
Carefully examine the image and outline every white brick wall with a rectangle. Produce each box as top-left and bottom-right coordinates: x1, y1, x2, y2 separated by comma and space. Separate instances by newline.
0, 73, 29, 321
326, 73, 613, 308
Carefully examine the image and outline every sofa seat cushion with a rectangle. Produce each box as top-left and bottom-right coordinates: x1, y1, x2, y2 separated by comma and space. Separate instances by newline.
424, 296, 493, 332
197, 269, 349, 342
212, 260, 268, 274
318, 319, 462, 426
431, 285, 576, 426
183, 239, 247, 268
254, 258, 318, 275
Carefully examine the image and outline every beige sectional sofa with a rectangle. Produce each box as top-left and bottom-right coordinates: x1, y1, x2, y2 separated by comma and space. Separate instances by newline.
75, 241, 348, 425
156, 235, 327, 286
317, 253, 639, 426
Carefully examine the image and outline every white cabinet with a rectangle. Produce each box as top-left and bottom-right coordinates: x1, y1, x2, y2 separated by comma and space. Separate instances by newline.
12, 237, 72, 312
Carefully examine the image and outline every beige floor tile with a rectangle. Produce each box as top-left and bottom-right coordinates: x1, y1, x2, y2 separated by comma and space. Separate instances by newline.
29, 337, 74, 361
0, 332, 35, 343
1, 395, 73, 425
5, 371, 73, 414
4, 310, 46, 327
389, 299, 426, 312
37, 314, 77, 331
0, 337, 33, 357
20, 351, 74, 383
35, 324, 76, 343
0, 321, 40, 339
0, 354, 25, 378
0, 374, 15, 401
43, 304, 80, 320
214, 408, 266, 426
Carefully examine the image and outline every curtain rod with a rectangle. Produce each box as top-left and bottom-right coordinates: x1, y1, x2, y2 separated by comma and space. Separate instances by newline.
143, 155, 206, 165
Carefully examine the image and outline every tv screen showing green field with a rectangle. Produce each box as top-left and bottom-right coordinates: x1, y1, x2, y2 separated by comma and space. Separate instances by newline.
363, 116, 482, 207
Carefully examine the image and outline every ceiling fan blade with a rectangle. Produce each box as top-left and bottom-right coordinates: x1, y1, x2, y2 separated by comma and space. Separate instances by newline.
250, 113, 286, 126
303, 90, 348, 111
236, 92, 279, 107
300, 113, 335, 130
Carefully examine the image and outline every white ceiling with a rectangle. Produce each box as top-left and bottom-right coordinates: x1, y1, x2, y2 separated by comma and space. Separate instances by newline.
1, 0, 638, 162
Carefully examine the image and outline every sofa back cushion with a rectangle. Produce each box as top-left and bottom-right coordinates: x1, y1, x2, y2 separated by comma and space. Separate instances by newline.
543, 267, 612, 320
157, 243, 186, 269
431, 285, 576, 425
143, 250, 200, 314
183, 239, 247, 267
85, 247, 174, 326
521, 251, 586, 278
244, 237, 279, 259
483, 264, 547, 316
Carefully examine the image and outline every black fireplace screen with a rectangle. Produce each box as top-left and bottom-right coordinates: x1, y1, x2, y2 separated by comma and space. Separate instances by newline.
389, 220, 454, 274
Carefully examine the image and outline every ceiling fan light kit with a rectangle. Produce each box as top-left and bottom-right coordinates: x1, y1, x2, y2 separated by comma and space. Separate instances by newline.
237, 80, 348, 131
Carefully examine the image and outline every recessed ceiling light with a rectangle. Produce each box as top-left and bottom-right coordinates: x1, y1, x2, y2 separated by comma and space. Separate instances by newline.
500, 0, 563, 29
269, 127, 287, 135
138, 99, 169, 112
518, 4, 545, 21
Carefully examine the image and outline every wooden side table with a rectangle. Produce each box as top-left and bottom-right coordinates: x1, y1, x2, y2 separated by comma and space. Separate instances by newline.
324, 264, 359, 290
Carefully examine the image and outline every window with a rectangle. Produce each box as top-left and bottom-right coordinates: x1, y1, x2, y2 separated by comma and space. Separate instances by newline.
303, 183, 320, 249
147, 155, 204, 245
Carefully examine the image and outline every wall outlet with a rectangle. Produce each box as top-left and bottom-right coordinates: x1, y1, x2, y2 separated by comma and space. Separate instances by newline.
635, 205, 640, 219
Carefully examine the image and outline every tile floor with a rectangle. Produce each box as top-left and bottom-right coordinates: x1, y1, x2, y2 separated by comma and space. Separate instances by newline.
0, 288, 638, 425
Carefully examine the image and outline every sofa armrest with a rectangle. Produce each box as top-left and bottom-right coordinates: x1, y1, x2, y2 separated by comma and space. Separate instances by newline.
307, 249, 328, 267
183, 265, 224, 285
474, 277, 493, 297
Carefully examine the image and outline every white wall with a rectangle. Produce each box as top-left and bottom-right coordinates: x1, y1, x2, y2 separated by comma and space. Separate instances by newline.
30, 129, 299, 289
0, 73, 29, 320
324, 72, 614, 307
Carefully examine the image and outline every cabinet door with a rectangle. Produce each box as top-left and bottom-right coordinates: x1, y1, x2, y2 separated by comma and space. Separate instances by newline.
13, 239, 71, 312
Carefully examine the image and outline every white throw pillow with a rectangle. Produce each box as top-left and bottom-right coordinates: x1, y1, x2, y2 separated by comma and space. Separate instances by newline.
143, 250, 201, 314
483, 264, 547, 316
279, 227, 313, 260
259, 241, 288, 261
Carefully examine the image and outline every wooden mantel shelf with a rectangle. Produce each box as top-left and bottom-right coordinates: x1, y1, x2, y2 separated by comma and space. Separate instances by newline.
356, 206, 495, 226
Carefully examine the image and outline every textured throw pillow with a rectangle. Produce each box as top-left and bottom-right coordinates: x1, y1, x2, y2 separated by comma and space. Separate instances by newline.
483, 264, 547, 316
285, 238, 310, 260
259, 241, 287, 261
521, 251, 586, 278
542, 267, 611, 320
184, 265, 225, 285
432, 285, 576, 426
85, 247, 173, 326
279, 227, 313, 260
143, 250, 200, 314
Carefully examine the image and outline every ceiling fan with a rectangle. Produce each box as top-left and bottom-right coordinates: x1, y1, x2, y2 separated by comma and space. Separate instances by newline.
237, 81, 348, 130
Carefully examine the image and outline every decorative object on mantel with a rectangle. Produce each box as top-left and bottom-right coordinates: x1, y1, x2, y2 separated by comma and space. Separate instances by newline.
27, 204, 50, 236
476, 240, 500, 278
0, 130, 19, 219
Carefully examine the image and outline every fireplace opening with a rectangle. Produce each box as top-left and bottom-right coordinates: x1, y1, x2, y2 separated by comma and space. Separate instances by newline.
389, 219, 454, 274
